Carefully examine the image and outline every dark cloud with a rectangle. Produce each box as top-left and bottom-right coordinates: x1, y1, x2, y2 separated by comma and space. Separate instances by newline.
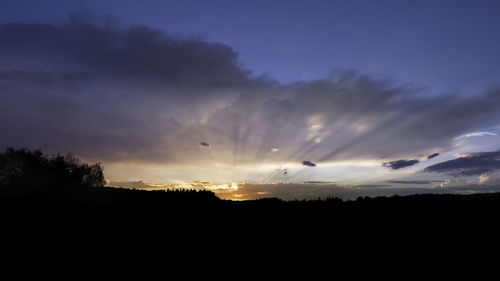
0, 17, 256, 163
427, 153, 439, 159
424, 150, 500, 176
302, 161, 316, 167
383, 159, 420, 170
0, 21, 254, 89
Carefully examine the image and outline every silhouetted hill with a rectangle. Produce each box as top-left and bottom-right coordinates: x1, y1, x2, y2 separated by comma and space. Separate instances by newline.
4, 181, 500, 223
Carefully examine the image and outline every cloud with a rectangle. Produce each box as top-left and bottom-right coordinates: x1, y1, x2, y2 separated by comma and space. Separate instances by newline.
214, 182, 449, 200
200, 141, 210, 147
427, 153, 439, 159
0, 21, 254, 90
303, 181, 335, 184
478, 172, 500, 185
107, 180, 168, 189
479, 173, 490, 184
1, 14, 500, 184
383, 159, 420, 170
431, 177, 500, 193
387, 180, 443, 185
454, 132, 497, 140
424, 150, 500, 176
302, 161, 316, 167
352, 184, 391, 188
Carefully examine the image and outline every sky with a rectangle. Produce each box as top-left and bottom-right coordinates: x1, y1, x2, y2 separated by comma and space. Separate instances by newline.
1, 0, 500, 200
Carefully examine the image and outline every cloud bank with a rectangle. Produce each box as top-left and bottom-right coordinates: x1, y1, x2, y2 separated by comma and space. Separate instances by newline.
424, 150, 500, 176
1, 16, 500, 185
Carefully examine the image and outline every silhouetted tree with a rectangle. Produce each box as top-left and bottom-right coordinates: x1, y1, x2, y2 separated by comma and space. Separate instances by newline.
0, 147, 105, 189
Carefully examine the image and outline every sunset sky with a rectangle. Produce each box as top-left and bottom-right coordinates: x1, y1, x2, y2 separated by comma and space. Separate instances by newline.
1, 0, 500, 200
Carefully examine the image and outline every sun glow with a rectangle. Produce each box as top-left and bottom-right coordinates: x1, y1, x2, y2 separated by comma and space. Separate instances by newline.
202, 182, 239, 191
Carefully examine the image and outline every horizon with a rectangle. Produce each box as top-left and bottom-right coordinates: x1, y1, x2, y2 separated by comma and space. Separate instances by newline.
1, 0, 500, 200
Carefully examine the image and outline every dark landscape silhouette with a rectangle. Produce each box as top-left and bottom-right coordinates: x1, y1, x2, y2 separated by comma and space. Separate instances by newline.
2, 147, 500, 233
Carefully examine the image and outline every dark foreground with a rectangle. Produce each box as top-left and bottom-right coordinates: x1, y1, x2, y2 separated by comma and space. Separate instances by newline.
3, 185, 500, 229
3, 185, 500, 264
